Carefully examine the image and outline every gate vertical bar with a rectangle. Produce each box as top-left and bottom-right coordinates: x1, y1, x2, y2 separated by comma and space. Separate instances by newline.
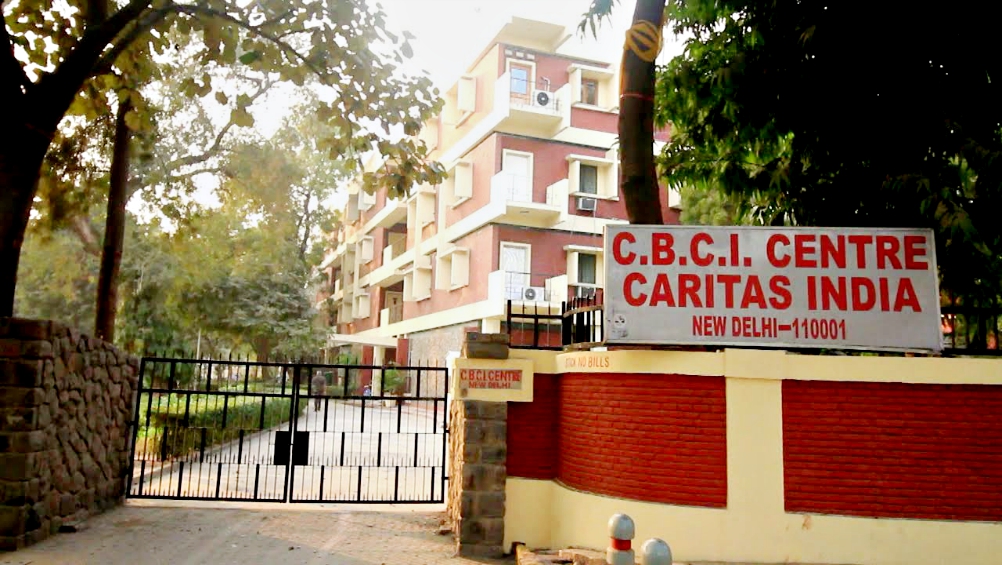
126, 356, 147, 496
440, 366, 449, 502
285, 364, 301, 502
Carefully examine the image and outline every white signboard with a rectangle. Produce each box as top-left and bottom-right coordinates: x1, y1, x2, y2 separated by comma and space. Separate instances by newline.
603, 226, 941, 351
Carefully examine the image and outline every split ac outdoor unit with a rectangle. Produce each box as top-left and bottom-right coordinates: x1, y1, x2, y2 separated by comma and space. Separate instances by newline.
577, 196, 597, 212
534, 90, 552, 107
522, 287, 546, 302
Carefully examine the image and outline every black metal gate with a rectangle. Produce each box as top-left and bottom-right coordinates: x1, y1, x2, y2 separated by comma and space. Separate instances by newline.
127, 356, 449, 503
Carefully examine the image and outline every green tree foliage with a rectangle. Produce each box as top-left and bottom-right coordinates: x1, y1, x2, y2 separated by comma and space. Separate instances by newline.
15, 213, 187, 353
655, 0, 1002, 306
679, 185, 744, 226
16, 107, 342, 357
1, 0, 445, 316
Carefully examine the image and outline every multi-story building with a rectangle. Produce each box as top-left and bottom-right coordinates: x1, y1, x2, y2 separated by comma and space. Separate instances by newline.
316, 16, 680, 369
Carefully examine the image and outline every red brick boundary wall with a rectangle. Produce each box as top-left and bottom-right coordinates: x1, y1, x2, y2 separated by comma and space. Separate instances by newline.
507, 373, 727, 508
783, 380, 1002, 521
506, 374, 559, 479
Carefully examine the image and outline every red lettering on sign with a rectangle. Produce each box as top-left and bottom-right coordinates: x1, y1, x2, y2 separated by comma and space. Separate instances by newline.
740, 275, 767, 309
717, 274, 741, 308
904, 235, 928, 270
679, 273, 701, 307
690, 232, 714, 266
767, 234, 791, 268
652, 233, 675, 265
624, 272, 647, 306
848, 235, 874, 268
851, 278, 876, 310
876, 235, 903, 269
820, 235, 847, 268
821, 277, 847, 311
769, 276, 792, 309
794, 234, 818, 268
650, 273, 676, 306
613, 232, 637, 265
694, 315, 726, 336
895, 278, 921, 312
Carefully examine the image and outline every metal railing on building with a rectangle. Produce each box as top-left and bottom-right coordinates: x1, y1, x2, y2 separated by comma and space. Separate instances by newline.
506, 292, 1001, 356
509, 78, 561, 112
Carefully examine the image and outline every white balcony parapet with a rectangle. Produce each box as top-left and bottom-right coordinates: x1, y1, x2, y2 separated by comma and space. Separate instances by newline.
490, 171, 533, 203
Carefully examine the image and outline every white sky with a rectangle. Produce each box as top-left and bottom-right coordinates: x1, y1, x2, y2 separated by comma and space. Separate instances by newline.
379, 0, 684, 89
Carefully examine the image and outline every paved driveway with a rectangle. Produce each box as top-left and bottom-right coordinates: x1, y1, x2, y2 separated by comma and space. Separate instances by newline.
0, 501, 506, 565
134, 399, 447, 503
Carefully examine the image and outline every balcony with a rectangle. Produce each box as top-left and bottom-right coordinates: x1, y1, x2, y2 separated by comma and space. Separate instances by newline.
379, 303, 404, 328
490, 172, 562, 227
368, 236, 411, 287
486, 270, 559, 304
510, 78, 561, 114
369, 196, 407, 230
494, 72, 570, 138
331, 278, 344, 303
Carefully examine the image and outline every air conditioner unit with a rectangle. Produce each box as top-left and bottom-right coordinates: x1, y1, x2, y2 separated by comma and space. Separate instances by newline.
577, 196, 597, 212
534, 90, 552, 107
522, 286, 546, 302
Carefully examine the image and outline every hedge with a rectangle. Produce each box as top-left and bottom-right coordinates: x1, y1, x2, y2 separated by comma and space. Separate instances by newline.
137, 393, 306, 460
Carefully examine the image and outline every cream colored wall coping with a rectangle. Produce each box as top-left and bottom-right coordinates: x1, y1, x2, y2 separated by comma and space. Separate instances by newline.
548, 348, 1002, 385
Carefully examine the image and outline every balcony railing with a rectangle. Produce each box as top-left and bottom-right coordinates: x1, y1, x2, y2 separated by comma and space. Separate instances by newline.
382, 237, 406, 264
380, 303, 404, 327
509, 78, 561, 113
491, 172, 558, 206
502, 271, 558, 303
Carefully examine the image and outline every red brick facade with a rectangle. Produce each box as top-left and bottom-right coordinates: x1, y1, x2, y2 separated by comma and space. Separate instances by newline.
506, 374, 560, 479
783, 380, 1002, 521
506, 373, 728, 508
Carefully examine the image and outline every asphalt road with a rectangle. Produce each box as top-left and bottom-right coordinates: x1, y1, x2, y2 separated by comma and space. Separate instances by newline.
132, 399, 447, 503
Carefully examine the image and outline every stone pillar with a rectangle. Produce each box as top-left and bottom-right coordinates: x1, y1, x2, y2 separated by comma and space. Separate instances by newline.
0, 318, 139, 550
448, 399, 507, 558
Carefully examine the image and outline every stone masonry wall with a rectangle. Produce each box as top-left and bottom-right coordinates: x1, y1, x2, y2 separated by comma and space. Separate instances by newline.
408, 323, 471, 366
447, 400, 507, 558
0, 318, 138, 550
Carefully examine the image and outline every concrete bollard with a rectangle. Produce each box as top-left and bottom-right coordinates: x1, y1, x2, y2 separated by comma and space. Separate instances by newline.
607, 513, 636, 565
640, 538, 673, 565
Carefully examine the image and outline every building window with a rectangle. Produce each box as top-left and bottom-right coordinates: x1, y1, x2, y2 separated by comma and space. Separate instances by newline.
582, 78, 599, 105
578, 253, 597, 285
579, 164, 599, 194
510, 66, 530, 95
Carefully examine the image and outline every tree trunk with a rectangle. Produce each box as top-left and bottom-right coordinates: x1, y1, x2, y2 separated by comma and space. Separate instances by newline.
95, 97, 133, 342
0, 129, 50, 317
619, 0, 667, 225
253, 336, 273, 380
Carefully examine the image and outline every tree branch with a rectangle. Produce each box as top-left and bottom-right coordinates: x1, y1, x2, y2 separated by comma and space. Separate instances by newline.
168, 166, 224, 181
92, 6, 174, 76
69, 214, 102, 256
0, 12, 31, 102
171, 5, 328, 79
165, 78, 274, 170
32, 0, 153, 134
